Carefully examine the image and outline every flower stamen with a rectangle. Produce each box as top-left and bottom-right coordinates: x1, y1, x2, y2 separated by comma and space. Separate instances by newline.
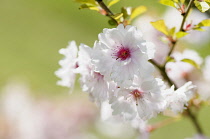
112, 47, 131, 61
131, 89, 143, 106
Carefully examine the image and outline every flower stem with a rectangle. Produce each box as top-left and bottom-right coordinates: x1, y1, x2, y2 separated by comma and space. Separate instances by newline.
179, 0, 195, 31
149, 59, 177, 89
163, 0, 194, 65
151, 0, 196, 87
149, 117, 181, 132
186, 108, 204, 134
95, 0, 118, 24
96, 0, 114, 16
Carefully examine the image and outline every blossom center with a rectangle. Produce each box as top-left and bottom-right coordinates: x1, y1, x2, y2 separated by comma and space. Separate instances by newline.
131, 89, 144, 106
115, 47, 131, 61
131, 89, 143, 100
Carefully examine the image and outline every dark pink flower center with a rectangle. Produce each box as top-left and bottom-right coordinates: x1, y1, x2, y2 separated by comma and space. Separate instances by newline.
130, 89, 144, 106
114, 47, 131, 61
131, 89, 143, 100
75, 62, 79, 69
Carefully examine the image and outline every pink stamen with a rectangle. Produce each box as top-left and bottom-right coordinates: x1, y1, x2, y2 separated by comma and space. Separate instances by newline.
113, 47, 131, 61
130, 89, 144, 105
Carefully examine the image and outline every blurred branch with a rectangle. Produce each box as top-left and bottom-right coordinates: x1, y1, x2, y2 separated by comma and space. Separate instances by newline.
149, 59, 177, 89
150, 0, 195, 89
96, 0, 114, 16
180, 0, 195, 31
150, 0, 205, 135
95, 0, 118, 24
186, 108, 204, 134
149, 117, 181, 132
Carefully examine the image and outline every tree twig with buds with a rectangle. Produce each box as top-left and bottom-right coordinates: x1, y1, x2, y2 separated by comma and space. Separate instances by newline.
150, 0, 204, 135
95, 0, 118, 24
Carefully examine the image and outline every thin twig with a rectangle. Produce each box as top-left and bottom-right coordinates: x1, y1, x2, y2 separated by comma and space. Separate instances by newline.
149, 59, 177, 89
150, 0, 204, 135
151, 0, 195, 88
167, 41, 177, 60
95, 0, 118, 24
179, 0, 195, 31
186, 108, 204, 134
96, 0, 114, 16
150, 117, 181, 131
164, 0, 194, 64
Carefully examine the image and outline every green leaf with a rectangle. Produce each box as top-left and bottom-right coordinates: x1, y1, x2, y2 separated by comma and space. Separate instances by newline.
79, 4, 99, 11
111, 13, 123, 21
75, 0, 97, 5
181, 58, 200, 69
159, 0, 176, 7
169, 27, 176, 36
107, 0, 120, 7
108, 19, 117, 26
180, 0, 185, 4
193, 19, 210, 31
166, 56, 176, 63
175, 31, 188, 39
194, 1, 210, 12
151, 20, 169, 35
205, 0, 210, 3
130, 6, 147, 20
121, 7, 129, 19
193, 27, 205, 31
197, 19, 210, 27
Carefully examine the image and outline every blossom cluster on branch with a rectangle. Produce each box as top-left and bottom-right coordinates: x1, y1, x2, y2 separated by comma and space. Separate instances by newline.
55, 0, 210, 138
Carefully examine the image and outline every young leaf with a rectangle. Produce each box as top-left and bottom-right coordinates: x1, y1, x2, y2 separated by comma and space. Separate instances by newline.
181, 58, 200, 69
75, 0, 97, 5
130, 6, 147, 20
194, 1, 210, 12
180, 0, 185, 4
197, 19, 210, 27
108, 0, 120, 7
159, 0, 176, 7
108, 19, 117, 26
79, 4, 99, 11
151, 20, 169, 35
205, 0, 210, 3
111, 13, 123, 21
121, 7, 130, 19
193, 27, 205, 31
175, 31, 188, 39
169, 27, 176, 36
166, 56, 176, 63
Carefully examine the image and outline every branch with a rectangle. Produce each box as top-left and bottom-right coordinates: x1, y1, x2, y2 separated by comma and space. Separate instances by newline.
150, 0, 204, 135
151, 0, 195, 88
149, 117, 181, 132
165, 0, 194, 64
95, 0, 118, 24
179, 0, 195, 31
186, 108, 204, 134
149, 59, 177, 89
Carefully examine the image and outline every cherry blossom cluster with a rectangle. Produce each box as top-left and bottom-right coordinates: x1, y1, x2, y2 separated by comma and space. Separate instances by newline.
55, 24, 197, 127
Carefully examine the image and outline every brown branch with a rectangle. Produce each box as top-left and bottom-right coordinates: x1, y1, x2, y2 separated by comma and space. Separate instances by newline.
95, 0, 118, 24
150, 0, 204, 135
149, 117, 181, 132
149, 59, 177, 89
186, 108, 204, 134
179, 0, 195, 31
